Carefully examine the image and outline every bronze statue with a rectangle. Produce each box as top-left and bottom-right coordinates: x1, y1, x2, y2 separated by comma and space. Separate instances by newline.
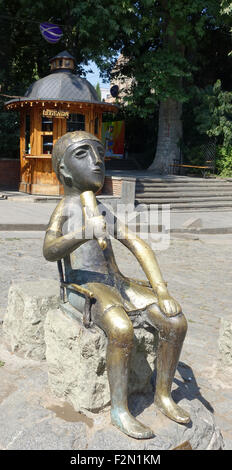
43, 130, 190, 439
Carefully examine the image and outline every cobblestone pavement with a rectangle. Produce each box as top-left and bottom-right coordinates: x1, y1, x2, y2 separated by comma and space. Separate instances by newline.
0, 231, 231, 448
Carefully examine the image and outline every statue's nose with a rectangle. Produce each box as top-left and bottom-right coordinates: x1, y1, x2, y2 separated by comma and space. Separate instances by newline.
90, 146, 101, 165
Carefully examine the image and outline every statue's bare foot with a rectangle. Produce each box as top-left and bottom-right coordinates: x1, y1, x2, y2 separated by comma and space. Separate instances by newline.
111, 408, 154, 439
155, 395, 190, 424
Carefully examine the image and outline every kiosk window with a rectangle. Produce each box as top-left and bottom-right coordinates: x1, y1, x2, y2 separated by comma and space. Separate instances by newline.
25, 114, 30, 153
42, 117, 53, 132
94, 117, 99, 135
67, 114, 85, 132
42, 135, 53, 154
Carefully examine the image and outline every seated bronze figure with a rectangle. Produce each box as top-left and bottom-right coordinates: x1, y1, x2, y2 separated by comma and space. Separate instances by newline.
43, 130, 190, 439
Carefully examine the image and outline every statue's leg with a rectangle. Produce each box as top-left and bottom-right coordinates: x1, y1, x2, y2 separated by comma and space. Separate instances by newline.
89, 284, 154, 439
145, 305, 190, 424
121, 281, 190, 424
104, 306, 154, 439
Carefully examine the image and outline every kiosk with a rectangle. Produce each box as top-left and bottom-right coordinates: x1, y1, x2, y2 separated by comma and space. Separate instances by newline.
5, 51, 118, 195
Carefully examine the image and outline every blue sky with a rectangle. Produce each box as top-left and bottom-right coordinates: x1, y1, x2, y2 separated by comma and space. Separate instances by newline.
84, 61, 110, 88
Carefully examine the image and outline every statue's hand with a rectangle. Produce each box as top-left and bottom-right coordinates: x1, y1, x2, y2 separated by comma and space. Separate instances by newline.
157, 292, 182, 317
87, 215, 106, 239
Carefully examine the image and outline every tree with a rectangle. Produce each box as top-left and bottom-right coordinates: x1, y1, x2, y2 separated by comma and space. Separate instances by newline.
95, 82, 101, 101
0, 0, 230, 170
104, 1, 225, 173
68, 1, 226, 173
221, 0, 232, 55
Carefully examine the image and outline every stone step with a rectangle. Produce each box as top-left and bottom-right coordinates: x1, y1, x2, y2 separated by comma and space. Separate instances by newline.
136, 177, 231, 184
136, 182, 232, 190
134, 176, 232, 210
136, 191, 232, 198
136, 184, 232, 192
136, 195, 232, 203
135, 199, 232, 209
136, 186, 232, 194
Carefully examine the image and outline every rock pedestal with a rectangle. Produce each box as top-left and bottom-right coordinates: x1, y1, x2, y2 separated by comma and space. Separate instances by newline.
85, 396, 224, 450
44, 307, 158, 412
3, 280, 60, 360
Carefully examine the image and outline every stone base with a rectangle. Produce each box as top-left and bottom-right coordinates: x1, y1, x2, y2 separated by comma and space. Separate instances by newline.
218, 318, 232, 368
0, 339, 224, 450
44, 307, 158, 413
3, 280, 60, 360
1, 281, 225, 449
85, 395, 224, 450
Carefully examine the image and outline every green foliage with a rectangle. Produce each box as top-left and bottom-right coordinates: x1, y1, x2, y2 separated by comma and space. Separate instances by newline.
95, 83, 101, 101
216, 146, 232, 177
0, 0, 230, 163
0, 105, 19, 158
0, 0, 222, 107
181, 79, 232, 176
181, 144, 205, 166
220, 0, 232, 56
106, 0, 223, 117
194, 80, 232, 150
221, 0, 232, 14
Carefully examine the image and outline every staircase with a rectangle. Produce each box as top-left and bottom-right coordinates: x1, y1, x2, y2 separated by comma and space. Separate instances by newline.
135, 176, 232, 210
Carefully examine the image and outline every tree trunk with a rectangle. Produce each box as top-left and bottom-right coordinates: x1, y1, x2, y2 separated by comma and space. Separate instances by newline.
149, 98, 182, 174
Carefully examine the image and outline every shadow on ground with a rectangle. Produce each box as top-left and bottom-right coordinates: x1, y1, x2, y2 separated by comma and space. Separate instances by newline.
174, 361, 214, 413
128, 360, 214, 419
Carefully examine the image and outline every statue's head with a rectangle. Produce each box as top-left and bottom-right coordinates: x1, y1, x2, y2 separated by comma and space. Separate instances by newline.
52, 131, 105, 193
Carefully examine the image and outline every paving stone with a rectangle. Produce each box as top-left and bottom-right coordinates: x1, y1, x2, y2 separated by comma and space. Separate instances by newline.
6, 419, 87, 451
218, 318, 232, 367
